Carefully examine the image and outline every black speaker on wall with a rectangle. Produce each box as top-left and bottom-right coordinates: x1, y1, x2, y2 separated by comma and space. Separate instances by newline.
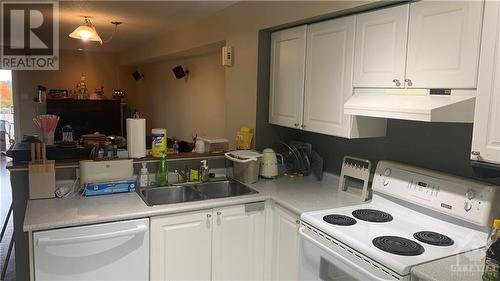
172, 65, 189, 79
132, 71, 144, 80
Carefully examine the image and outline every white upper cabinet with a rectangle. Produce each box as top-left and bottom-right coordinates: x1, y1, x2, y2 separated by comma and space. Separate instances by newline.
406, 1, 483, 88
150, 211, 213, 281
211, 204, 266, 281
303, 16, 355, 137
269, 26, 307, 129
269, 17, 386, 138
353, 4, 409, 88
472, 1, 500, 165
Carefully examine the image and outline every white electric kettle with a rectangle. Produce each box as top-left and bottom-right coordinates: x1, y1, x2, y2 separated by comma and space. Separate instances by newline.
259, 148, 282, 179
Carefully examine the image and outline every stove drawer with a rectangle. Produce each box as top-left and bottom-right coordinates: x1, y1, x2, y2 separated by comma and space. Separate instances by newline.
299, 227, 405, 281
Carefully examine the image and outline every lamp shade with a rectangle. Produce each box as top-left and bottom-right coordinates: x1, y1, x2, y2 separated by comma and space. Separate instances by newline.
69, 21, 102, 44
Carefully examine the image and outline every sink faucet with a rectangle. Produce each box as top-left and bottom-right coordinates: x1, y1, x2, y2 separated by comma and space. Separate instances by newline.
175, 161, 210, 184
175, 165, 189, 183
200, 160, 209, 182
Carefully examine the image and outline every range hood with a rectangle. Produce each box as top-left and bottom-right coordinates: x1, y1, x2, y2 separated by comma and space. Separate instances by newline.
344, 89, 476, 122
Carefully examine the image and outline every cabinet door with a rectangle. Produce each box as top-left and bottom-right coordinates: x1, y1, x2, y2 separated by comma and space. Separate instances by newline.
269, 26, 307, 129
303, 16, 355, 137
150, 211, 213, 281
271, 204, 300, 281
353, 4, 409, 88
472, 1, 500, 165
212, 203, 266, 281
405, 1, 483, 88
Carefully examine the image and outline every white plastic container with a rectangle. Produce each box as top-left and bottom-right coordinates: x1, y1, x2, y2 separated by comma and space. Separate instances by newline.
225, 150, 263, 184
79, 159, 134, 187
198, 136, 229, 153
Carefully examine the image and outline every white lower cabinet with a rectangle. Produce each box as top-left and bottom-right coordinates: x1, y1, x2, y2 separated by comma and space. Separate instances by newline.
150, 203, 266, 281
212, 204, 266, 281
150, 210, 213, 281
270, 203, 300, 281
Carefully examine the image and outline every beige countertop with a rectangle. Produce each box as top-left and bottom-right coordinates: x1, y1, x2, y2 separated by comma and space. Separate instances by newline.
411, 248, 486, 281
24, 173, 362, 232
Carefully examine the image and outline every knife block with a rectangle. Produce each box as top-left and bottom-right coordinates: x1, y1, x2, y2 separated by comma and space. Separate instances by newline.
28, 160, 56, 199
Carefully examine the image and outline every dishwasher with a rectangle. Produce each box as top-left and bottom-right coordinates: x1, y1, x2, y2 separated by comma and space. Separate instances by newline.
33, 218, 149, 281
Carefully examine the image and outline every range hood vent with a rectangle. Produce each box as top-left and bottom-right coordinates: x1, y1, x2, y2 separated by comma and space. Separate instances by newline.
344, 89, 476, 123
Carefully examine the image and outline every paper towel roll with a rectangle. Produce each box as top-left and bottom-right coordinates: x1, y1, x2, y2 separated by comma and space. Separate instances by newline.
126, 118, 146, 158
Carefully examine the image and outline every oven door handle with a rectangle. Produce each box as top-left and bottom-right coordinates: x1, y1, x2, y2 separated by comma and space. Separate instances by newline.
299, 228, 390, 281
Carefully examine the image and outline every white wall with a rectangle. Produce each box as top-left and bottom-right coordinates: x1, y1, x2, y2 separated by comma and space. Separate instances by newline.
121, 1, 374, 147
135, 52, 225, 141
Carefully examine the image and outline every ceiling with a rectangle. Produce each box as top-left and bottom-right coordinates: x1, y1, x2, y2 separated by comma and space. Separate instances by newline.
58, 1, 236, 52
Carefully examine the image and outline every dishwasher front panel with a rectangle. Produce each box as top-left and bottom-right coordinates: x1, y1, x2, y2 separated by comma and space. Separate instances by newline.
33, 218, 149, 281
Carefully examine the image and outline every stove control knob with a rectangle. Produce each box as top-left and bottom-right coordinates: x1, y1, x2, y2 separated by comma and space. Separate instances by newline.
384, 168, 392, 176
464, 200, 473, 212
383, 178, 390, 186
465, 189, 475, 200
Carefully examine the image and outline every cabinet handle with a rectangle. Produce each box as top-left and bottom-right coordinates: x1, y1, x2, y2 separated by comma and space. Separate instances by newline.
392, 79, 401, 87
296, 220, 300, 224
294, 123, 299, 127
471, 151, 481, 156
405, 78, 413, 87
217, 211, 222, 216
207, 214, 212, 218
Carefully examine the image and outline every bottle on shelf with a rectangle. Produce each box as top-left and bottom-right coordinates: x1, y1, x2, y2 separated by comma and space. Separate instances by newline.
483, 219, 500, 281
173, 140, 179, 154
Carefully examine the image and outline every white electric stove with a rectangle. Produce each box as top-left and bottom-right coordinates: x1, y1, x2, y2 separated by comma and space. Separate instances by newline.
299, 161, 500, 281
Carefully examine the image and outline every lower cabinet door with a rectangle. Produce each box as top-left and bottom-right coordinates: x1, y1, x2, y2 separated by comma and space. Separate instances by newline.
211, 203, 266, 281
271, 204, 300, 281
150, 210, 213, 281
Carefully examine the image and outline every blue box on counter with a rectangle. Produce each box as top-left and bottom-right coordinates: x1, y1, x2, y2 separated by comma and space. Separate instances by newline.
83, 178, 137, 197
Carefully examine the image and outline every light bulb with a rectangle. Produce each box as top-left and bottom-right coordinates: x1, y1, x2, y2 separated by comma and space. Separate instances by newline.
80, 31, 90, 41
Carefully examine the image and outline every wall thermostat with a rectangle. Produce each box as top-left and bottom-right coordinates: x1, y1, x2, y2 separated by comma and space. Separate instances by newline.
222, 46, 233, 66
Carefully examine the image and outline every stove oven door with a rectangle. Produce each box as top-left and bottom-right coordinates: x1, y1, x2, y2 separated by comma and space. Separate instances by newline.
299, 228, 395, 281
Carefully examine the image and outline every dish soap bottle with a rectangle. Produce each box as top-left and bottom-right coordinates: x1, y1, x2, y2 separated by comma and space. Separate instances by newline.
200, 160, 209, 182
156, 153, 168, 186
483, 219, 500, 281
139, 162, 149, 187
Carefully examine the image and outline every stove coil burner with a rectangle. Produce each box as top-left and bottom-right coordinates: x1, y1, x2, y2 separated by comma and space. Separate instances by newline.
323, 214, 357, 226
352, 209, 393, 223
413, 231, 454, 246
372, 236, 425, 256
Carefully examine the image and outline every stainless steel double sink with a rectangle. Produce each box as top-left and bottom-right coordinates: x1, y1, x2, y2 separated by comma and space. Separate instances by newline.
138, 180, 258, 206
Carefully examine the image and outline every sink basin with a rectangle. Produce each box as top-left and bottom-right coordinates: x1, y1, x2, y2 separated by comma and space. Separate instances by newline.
138, 180, 258, 206
139, 186, 205, 206
192, 181, 258, 199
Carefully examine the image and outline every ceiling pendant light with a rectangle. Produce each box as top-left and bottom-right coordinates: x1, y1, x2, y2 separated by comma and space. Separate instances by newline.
69, 17, 103, 44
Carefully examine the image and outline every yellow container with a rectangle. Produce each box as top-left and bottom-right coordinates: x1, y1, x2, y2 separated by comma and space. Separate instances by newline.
151, 128, 167, 157
235, 127, 253, 150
